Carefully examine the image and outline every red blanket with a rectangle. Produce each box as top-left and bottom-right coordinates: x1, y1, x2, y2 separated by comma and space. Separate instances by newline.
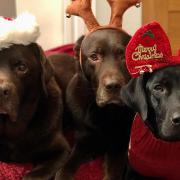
0, 158, 103, 180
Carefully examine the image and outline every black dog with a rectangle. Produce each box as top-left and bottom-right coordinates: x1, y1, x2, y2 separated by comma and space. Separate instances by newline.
121, 65, 180, 179
55, 29, 135, 180
0, 43, 70, 180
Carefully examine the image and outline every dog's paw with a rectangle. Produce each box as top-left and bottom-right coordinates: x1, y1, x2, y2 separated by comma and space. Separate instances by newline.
103, 176, 114, 180
103, 177, 108, 180
55, 169, 73, 180
22, 176, 43, 180
103, 176, 123, 180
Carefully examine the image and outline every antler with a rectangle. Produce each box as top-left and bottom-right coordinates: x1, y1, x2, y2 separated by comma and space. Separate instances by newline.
66, 0, 100, 32
107, 0, 141, 28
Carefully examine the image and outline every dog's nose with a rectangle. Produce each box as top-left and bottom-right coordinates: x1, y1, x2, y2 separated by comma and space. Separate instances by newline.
0, 84, 11, 98
105, 82, 121, 93
171, 112, 180, 126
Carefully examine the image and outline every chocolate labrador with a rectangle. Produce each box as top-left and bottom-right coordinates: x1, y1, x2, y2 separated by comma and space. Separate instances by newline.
121, 65, 180, 179
0, 43, 70, 180
55, 29, 135, 180
49, 53, 77, 130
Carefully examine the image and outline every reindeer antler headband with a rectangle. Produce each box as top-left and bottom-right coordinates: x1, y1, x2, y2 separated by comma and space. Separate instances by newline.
66, 0, 141, 33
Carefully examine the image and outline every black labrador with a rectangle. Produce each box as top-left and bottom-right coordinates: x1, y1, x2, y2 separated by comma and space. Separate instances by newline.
0, 43, 70, 180
121, 65, 180, 179
55, 29, 135, 180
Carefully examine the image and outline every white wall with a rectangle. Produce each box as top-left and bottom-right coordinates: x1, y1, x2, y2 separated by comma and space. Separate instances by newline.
15, 0, 142, 50
63, 0, 96, 44
62, 1, 87, 44
64, 0, 142, 43
16, 0, 64, 50
0, 0, 16, 17
96, 0, 142, 35
123, 5, 142, 35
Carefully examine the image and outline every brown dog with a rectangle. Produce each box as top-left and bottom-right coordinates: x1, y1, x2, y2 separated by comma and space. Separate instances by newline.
0, 43, 70, 180
54, 30, 135, 180
49, 53, 77, 97
48, 53, 78, 131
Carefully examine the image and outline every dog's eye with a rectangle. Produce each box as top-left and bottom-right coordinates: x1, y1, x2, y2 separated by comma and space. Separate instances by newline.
15, 63, 28, 73
89, 53, 99, 62
153, 84, 164, 92
18, 64, 27, 71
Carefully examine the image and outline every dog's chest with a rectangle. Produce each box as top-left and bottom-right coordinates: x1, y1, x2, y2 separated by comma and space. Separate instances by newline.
86, 105, 133, 137
0, 140, 29, 162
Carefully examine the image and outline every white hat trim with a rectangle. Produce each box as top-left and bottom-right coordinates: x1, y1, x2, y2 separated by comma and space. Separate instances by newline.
0, 12, 40, 50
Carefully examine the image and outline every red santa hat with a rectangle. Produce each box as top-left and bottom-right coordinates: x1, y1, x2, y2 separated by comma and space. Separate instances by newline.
126, 22, 180, 77
0, 12, 40, 50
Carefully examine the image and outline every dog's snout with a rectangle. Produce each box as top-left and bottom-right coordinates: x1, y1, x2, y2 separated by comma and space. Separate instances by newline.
105, 82, 121, 92
171, 112, 180, 126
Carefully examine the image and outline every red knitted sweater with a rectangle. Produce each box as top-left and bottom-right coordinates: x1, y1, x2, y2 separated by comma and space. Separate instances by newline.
129, 114, 180, 180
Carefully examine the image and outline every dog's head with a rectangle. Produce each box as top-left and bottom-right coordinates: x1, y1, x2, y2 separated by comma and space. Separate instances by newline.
66, 0, 140, 107
0, 43, 54, 138
121, 65, 180, 141
79, 29, 131, 107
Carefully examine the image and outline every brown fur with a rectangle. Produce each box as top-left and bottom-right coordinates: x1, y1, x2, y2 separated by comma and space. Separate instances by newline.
0, 44, 70, 180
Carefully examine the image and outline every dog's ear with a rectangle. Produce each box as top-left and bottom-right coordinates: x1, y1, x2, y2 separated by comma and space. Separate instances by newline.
74, 35, 85, 60
121, 75, 148, 121
122, 32, 131, 46
29, 43, 54, 96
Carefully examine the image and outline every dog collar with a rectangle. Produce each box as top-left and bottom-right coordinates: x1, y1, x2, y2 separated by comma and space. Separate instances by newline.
0, 12, 40, 50
126, 22, 180, 77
